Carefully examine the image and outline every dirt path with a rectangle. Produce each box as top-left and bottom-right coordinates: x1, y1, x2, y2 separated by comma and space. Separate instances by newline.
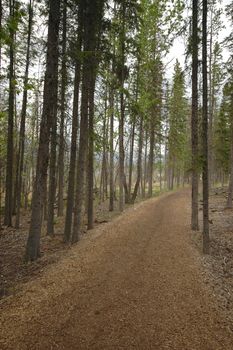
0, 190, 233, 350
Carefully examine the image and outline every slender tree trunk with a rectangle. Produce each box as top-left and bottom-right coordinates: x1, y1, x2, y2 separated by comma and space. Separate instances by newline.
208, 8, 213, 189
47, 110, 59, 233
202, 0, 209, 254
226, 94, 233, 208
0, 161, 2, 230
63, 7, 83, 242
72, 0, 104, 242
100, 96, 108, 202
72, 6, 92, 243
58, 0, 67, 217
191, 0, 199, 231
0, 0, 2, 72
148, 120, 155, 197
142, 130, 148, 198
159, 141, 162, 191
63, 65, 80, 241
15, 0, 33, 228
171, 163, 174, 190
25, 0, 61, 261
119, 89, 125, 210
128, 118, 135, 198
4, 0, 15, 226
119, 1, 126, 212
109, 79, 114, 211
131, 113, 143, 203
87, 73, 96, 230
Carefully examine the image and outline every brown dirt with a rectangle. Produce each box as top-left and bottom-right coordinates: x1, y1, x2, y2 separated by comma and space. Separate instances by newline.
0, 199, 123, 298
192, 187, 233, 331
0, 189, 233, 349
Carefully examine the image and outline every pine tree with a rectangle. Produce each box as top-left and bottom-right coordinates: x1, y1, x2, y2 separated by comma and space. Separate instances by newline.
202, 0, 209, 254
191, 0, 199, 231
25, 0, 61, 261
168, 60, 188, 189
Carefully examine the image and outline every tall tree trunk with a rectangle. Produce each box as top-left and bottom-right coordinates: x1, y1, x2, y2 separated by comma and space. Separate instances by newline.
25, 0, 60, 261
87, 74, 96, 230
148, 120, 155, 197
202, 0, 210, 254
131, 113, 143, 203
142, 130, 148, 198
63, 5, 83, 243
191, 0, 199, 231
0, 0, 2, 73
15, 0, 33, 229
100, 95, 108, 202
57, 0, 67, 217
226, 94, 233, 208
208, 7, 213, 189
63, 62, 81, 241
72, 4, 93, 243
119, 1, 126, 212
109, 79, 114, 211
0, 160, 2, 230
47, 34, 60, 236
4, 0, 15, 226
72, 0, 104, 241
128, 117, 135, 198
159, 141, 162, 191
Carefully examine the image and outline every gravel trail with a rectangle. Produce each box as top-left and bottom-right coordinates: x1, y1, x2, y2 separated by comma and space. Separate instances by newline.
0, 190, 232, 350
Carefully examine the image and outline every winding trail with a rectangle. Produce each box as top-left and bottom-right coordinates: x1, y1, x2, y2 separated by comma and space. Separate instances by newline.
0, 190, 233, 349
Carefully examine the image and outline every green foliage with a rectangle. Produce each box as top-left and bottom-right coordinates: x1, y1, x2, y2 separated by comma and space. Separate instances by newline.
168, 60, 189, 174
214, 82, 232, 172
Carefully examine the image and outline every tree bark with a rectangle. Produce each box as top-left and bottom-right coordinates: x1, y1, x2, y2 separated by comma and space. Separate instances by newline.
119, 1, 126, 212
57, 0, 67, 217
25, 0, 61, 261
15, 0, 33, 228
4, 0, 15, 226
208, 7, 213, 189
148, 118, 155, 197
131, 113, 143, 203
63, 67, 82, 242
72, 2, 95, 243
128, 117, 135, 199
87, 74, 96, 230
226, 94, 233, 208
0, 0, 2, 73
63, 4, 83, 242
109, 78, 114, 211
142, 130, 148, 198
202, 0, 210, 254
191, 0, 199, 231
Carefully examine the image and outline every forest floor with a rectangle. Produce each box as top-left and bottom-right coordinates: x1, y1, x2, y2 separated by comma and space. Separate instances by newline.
1, 189, 233, 349
0, 197, 136, 298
